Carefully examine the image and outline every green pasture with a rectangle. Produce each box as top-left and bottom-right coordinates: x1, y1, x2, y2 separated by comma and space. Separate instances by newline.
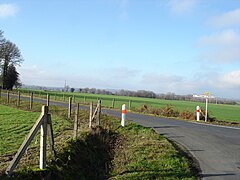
16, 89, 240, 122
0, 105, 39, 155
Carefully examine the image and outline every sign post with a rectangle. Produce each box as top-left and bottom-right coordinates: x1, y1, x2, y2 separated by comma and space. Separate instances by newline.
193, 92, 215, 122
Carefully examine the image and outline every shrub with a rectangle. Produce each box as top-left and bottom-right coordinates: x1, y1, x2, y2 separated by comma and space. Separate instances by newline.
161, 105, 179, 117
180, 110, 195, 120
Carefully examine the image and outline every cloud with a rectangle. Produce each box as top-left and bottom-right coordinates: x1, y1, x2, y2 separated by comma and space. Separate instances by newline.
111, 67, 140, 79
209, 8, 240, 28
17, 65, 65, 86
197, 30, 240, 63
139, 71, 240, 99
0, 4, 18, 18
141, 73, 186, 93
168, 0, 198, 15
221, 70, 240, 87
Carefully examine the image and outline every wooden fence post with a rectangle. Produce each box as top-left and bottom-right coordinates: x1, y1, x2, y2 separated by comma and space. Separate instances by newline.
30, 92, 33, 110
17, 91, 20, 107
89, 102, 93, 128
74, 103, 80, 139
68, 97, 72, 119
6, 106, 51, 176
112, 98, 115, 108
129, 100, 131, 111
40, 106, 48, 169
7, 90, 10, 103
96, 100, 101, 126
47, 94, 50, 107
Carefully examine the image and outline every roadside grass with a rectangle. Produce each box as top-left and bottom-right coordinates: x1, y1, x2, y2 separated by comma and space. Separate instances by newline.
0, 103, 198, 179
16, 89, 240, 123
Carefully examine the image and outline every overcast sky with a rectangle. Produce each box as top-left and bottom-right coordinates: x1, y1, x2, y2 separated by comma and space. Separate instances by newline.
0, 0, 239, 99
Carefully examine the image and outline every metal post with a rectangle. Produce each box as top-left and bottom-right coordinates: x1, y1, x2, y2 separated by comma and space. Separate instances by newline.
205, 98, 208, 122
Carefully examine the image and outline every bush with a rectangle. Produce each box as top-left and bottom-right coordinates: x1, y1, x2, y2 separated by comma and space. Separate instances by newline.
150, 108, 161, 116
161, 105, 179, 117
140, 104, 149, 113
180, 110, 195, 120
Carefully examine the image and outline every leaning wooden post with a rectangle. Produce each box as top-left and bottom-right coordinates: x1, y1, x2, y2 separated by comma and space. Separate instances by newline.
17, 91, 20, 107
74, 103, 80, 139
30, 92, 33, 110
47, 94, 50, 107
68, 97, 72, 119
89, 102, 93, 128
40, 106, 48, 169
96, 100, 101, 126
112, 98, 115, 108
6, 106, 46, 176
7, 90, 10, 103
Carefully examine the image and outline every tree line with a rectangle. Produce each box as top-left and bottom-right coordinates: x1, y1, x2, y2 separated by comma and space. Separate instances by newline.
0, 30, 23, 90
77, 87, 237, 105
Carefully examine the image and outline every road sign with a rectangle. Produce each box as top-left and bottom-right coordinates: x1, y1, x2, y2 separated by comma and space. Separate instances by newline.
193, 93, 215, 122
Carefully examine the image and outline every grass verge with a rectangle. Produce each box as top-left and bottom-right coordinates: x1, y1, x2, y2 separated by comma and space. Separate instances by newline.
0, 103, 199, 179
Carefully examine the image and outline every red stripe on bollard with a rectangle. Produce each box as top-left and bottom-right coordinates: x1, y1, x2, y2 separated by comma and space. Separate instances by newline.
122, 110, 127, 114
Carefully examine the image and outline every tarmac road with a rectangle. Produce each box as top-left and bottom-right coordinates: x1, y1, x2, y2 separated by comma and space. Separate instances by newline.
2, 94, 240, 179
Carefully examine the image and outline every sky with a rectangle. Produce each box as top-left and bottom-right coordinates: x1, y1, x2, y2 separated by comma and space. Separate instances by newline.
0, 0, 240, 99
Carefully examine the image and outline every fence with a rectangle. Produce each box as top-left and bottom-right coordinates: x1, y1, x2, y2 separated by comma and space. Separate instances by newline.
5, 106, 55, 176
1, 94, 102, 176
0, 89, 132, 110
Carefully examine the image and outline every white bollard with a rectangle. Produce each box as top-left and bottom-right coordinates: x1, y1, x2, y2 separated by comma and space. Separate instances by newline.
121, 104, 126, 127
196, 106, 201, 121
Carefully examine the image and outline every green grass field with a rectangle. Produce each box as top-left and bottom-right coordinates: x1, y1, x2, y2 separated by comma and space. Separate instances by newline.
0, 104, 198, 179
17, 89, 240, 122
